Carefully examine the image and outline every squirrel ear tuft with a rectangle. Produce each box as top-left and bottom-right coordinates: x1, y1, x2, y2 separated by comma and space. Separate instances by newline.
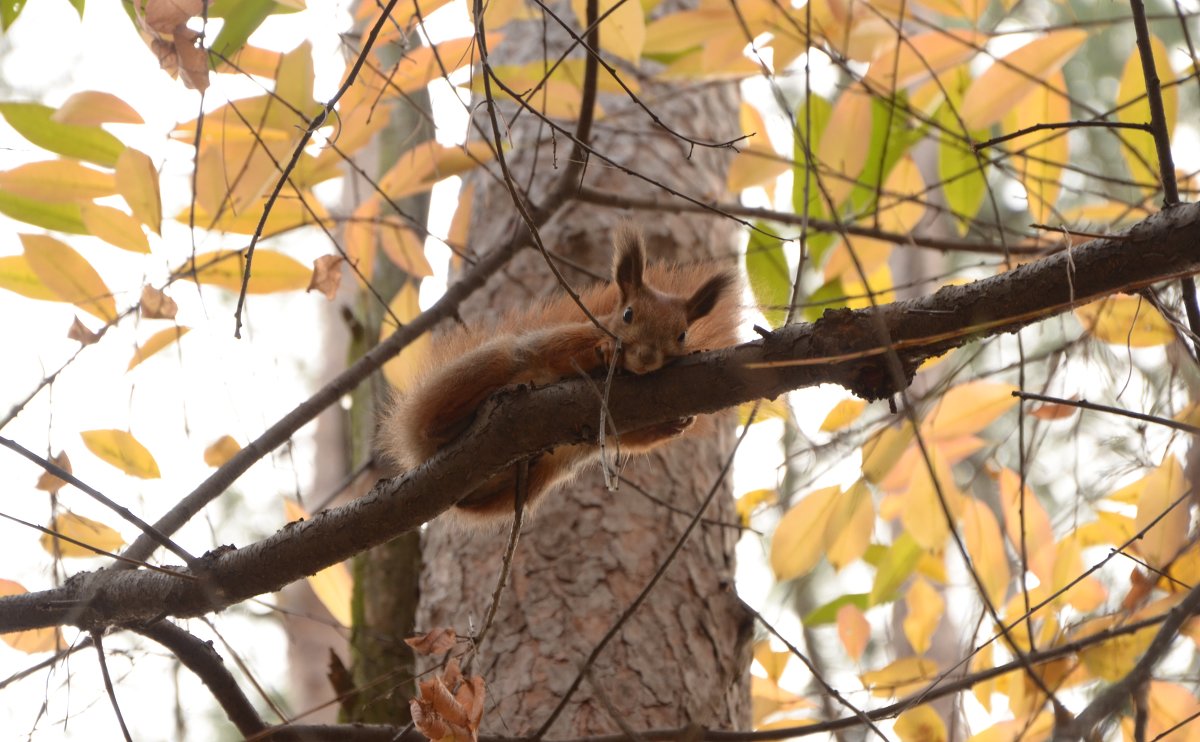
613, 226, 645, 296
686, 271, 735, 324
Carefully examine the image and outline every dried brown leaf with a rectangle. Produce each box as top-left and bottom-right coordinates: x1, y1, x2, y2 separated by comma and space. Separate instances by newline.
35, 451, 72, 493
140, 284, 178, 319
307, 255, 343, 300
67, 316, 100, 346
405, 627, 457, 656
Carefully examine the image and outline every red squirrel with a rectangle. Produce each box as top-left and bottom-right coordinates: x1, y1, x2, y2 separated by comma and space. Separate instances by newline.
379, 227, 741, 522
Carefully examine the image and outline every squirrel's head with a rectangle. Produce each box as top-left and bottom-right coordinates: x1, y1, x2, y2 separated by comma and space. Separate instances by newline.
611, 227, 736, 374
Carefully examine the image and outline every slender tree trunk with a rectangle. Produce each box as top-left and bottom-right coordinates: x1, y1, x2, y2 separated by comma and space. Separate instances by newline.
414, 7, 752, 735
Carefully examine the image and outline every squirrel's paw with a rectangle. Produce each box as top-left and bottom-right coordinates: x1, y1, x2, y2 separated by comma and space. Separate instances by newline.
596, 337, 620, 370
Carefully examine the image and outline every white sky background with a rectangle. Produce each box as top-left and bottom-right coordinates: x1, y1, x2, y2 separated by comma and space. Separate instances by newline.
0, 1, 809, 739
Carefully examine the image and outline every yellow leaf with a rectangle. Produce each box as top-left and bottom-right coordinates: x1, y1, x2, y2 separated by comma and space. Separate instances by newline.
770, 486, 840, 580
115, 148, 162, 235
1052, 535, 1106, 612
20, 233, 117, 321
0, 580, 64, 654
1134, 455, 1189, 570
284, 500, 353, 626
378, 140, 497, 202
571, 0, 644, 62
820, 398, 867, 432
0, 160, 117, 202
751, 675, 814, 726
960, 30, 1088, 130
0, 254, 58, 301
752, 641, 791, 683
736, 488, 777, 526
1117, 34, 1176, 194
41, 511, 125, 557
80, 203, 150, 253
865, 30, 984, 91
969, 713, 1054, 742
273, 41, 320, 119
877, 156, 925, 234
738, 398, 790, 425
381, 283, 432, 392
181, 249, 311, 294
727, 148, 790, 194
214, 44, 283, 77
128, 326, 190, 371
204, 435, 241, 467
80, 429, 161, 479
1074, 294, 1174, 347
861, 422, 914, 484
35, 451, 72, 493
914, 0, 986, 21
970, 642, 996, 712
894, 704, 947, 742
880, 436, 983, 494
1075, 615, 1156, 681
379, 221, 433, 278
924, 381, 1019, 439
817, 88, 872, 209
961, 498, 1009, 607
902, 449, 963, 550
837, 603, 870, 661
903, 577, 943, 654
997, 467, 1054, 583
1004, 71, 1069, 223
827, 480, 874, 569
860, 657, 938, 698
1139, 681, 1200, 741
824, 237, 893, 282
52, 91, 144, 125
843, 263, 895, 309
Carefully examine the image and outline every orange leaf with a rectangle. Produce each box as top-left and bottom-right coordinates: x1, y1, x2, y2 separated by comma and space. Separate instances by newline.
80, 203, 150, 253
1134, 455, 1189, 570
0, 160, 117, 202
115, 148, 162, 235
961, 498, 1010, 607
0, 580, 64, 653
52, 91, 144, 125
960, 30, 1088, 130
817, 88, 872, 209
21, 233, 117, 321
204, 435, 241, 467
837, 603, 870, 661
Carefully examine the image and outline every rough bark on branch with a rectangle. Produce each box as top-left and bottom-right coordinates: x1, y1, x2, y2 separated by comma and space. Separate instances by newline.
2, 201, 1199, 634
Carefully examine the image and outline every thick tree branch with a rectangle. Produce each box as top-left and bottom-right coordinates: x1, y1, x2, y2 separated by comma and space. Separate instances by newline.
3, 202, 1200, 634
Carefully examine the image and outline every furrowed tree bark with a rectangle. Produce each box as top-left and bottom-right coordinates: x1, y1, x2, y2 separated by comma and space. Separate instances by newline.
412, 1, 753, 734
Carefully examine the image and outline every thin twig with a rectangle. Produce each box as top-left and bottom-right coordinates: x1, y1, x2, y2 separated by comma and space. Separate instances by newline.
1013, 390, 1200, 435
92, 630, 133, 742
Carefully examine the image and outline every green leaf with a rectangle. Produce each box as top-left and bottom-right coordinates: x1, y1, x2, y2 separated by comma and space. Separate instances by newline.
0, 190, 87, 233
1, 0, 27, 29
803, 277, 846, 322
207, 0, 294, 61
66, 0, 83, 18
745, 226, 791, 328
869, 532, 923, 606
850, 93, 924, 213
936, 104, 988, 236
792, 95, 832, 218
0, 103, 125, 167
803, 593, 870, 626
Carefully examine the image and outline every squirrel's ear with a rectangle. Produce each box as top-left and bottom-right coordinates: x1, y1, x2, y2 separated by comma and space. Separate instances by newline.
686, 271, 735, 324
613, 227, 645, 297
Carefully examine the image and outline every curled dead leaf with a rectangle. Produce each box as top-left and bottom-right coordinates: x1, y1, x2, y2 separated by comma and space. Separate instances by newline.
410, 659, 485, 742
308, 255, 343, 300
138, 0, 210, 92
67, 316, 100, 346
35, 451, 72, 493
140, 285, 178, 319
405, 627, 457, 656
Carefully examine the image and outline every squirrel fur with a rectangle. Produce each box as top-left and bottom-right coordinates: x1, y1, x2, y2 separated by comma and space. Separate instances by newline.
378, 227, 741, 522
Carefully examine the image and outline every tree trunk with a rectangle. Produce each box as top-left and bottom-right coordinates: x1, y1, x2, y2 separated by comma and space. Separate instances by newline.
413, 8, 753, 736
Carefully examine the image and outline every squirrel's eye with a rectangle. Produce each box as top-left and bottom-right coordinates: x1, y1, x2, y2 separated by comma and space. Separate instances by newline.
677, 331, 686, 343
622, 307, 633, 323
